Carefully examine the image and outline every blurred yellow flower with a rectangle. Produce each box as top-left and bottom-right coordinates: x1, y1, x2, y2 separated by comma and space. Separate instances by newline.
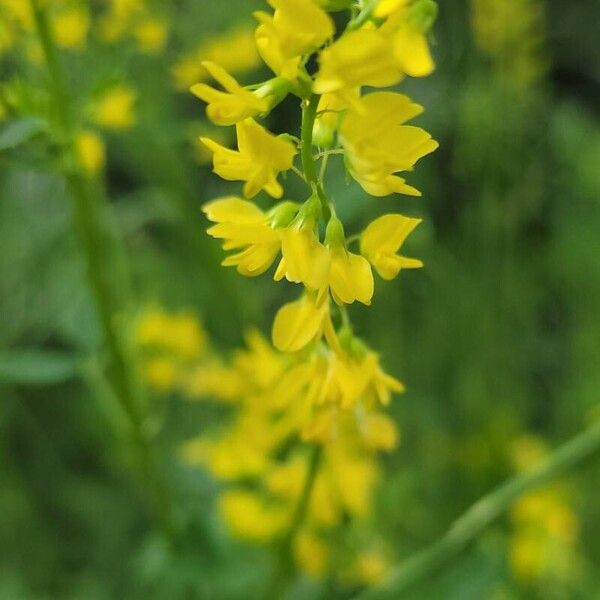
136, 309, 206, 359
360, 214, 423, 280
92, 84, 137, 130
254, 0, 334, 80
470, 0, 548, 90
0, 0, 33, 30
133, 17, 168, 54
294, 531, 329, 576
201, 118, 296, 199
219, 490, 289, 541
75, 130, 106, 176
172, 27, 260, 91
52, 8, 89, 50
144, 357, 177, 391
509, 484, 581, 583
361, 412, 399, 451
352, 549, 389, 584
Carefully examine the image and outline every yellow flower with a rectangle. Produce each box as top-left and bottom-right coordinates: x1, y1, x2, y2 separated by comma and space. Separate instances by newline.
361, 412, 399, 451
136, 309, 206, 359
340, 92, 438, 196
509, 532, 545, 581
303, 352, 369, 410
201, 118, 296, 199
325, 216, 374, 305
52, 8, 89, 50
314, 29, 402, 98
254, 0, 334, 80
133, 17, 168, 54
294, 531, 329, 577
367, 354, 405, 405
219, 490, 289, 541
1, 0, 33, 30
144, 357, 177, 391
0, 21, 15, 58
75, 130, 106, 176
327, 445, 379, 517
172, 27, 261, 91
352, 549, 389, 584
203, 196, 282, 276
191, 62, 273, 126
185, 432, 271, 480
274, 199, 331, 290
272, 293, 329, 352
360, 214, 423, 280
92, 84, 137, 130
328, 247, 373, 305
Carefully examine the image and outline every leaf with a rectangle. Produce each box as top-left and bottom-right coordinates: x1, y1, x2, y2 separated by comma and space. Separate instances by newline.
0, 118, 47, 152
0, 349, 81, 386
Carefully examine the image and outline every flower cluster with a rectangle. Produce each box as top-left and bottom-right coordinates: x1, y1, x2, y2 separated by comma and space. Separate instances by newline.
197, 0, 437, 349
188, 0, 438, 585
470, 0, 548, 91
508, 436, 583, 586
136, 308, 397, 581
0, 0, 166, 175
184, 328, 399, 581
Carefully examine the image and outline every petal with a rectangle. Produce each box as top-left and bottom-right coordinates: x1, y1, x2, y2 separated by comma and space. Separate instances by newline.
394, 27, 435, 77
203, 196, 266, 223
272, 295, 327, 352
361, 214, 422, 255
348, 252, 374, 305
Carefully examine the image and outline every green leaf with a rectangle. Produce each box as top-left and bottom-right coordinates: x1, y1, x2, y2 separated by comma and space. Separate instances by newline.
0, 349, 81, 385
0, 118, 47, 152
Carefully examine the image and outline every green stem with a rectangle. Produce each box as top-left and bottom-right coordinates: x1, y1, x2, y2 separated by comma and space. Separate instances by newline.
264, 444, 322, 600
29, 0, 173, 537
352, 420, 600, 599
301, 94, 331, 221
347, 0, 378, 31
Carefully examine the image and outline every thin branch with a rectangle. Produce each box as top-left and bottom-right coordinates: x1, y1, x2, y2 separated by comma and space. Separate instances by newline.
29, 0, 174, 537
352, 420, 600, 599
263, 444, 322, 600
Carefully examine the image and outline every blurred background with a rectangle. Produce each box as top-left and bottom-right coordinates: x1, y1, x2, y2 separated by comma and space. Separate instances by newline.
1, 0, 599, 598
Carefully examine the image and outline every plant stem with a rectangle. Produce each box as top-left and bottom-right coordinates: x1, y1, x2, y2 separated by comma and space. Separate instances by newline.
264, 444, 322, 600
347, 0, 378, 31
29, 0, 173, 537
301, 94, 331, 221
352, 420, 600, 599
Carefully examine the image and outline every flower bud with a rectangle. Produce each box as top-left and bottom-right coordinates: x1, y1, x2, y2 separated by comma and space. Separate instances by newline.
268, 201, 301, 228
325, 215, 346, 247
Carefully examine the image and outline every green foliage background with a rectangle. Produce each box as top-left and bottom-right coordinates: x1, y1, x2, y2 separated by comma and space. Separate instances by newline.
1, 0, 599, 598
